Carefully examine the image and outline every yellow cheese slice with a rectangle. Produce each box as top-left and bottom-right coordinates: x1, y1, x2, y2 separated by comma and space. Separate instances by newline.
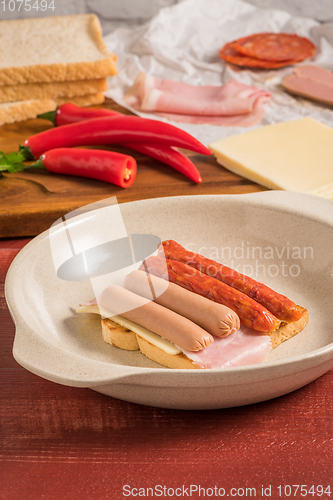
76, 305, 182, 355
209, 117, 333, 199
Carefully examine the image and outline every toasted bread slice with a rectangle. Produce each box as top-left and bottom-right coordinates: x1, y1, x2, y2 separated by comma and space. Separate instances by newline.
269, 307, 308, 349
101, 317, 200, 369
137, 337, 201, 369
101, 318, 140, 351
101, 307, 309, 369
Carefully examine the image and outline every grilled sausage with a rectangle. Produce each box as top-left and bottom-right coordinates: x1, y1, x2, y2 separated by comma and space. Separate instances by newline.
159, 240, 302, 322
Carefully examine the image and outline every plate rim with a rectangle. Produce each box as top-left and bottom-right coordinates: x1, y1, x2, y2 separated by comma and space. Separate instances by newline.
5, 191, 333, 387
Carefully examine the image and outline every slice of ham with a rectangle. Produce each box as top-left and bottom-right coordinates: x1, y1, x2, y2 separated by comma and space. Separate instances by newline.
124, 72, 271, 127
182, 326, 272, 369
80, 296, 272, 368
282, 65, 333, 106
155, 95, 270, 126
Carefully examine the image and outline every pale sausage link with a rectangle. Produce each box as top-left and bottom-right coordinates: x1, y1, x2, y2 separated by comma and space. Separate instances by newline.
124, 270, 240, 337
141, 256, 281, 332
98, 285, 214, 352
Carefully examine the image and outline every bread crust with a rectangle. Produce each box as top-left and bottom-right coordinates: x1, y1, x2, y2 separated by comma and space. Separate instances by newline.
0, 99, 56, 127
0, 78, 107, 104
268, 307, 308, 349
102, 318, 139, 351
101, 307, 309, 369
55, 93, 106, 106
0, 93, 105, 126
137, 336, 201, 369
0, 58, 117, 87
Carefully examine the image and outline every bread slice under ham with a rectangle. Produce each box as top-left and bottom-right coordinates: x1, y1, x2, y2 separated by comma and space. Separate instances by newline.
101, 307, 308, 370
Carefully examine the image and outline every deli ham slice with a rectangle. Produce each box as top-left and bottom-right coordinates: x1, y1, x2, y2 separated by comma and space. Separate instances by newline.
141, 79, 268, 116
124, 72, 271, 127
182, 326, 272, 369
155, 95, 270, 127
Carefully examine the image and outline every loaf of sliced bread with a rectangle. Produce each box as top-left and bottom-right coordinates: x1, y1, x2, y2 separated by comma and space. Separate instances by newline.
0, 14, 117, 86
0, 93, 105, 126
0, 78, 107, 104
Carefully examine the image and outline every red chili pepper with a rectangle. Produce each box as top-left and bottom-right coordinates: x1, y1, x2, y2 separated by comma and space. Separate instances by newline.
123, 143, 201, 183
21, 115, 212, 160
38, 102, 122, 126
37, 103, 203, 183
31, 148, 137, 188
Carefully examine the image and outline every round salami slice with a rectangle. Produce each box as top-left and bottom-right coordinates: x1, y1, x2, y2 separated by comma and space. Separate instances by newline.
219, 44, 297, 69
231, 33, 316, 62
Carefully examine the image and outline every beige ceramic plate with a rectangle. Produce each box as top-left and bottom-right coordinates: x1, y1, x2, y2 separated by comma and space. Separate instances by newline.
5, 192, 333, 409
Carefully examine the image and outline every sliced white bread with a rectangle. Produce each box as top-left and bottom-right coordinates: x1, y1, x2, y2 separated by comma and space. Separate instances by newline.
0, 14, 117, 86
0, 93, 105, 126
0, 78, 107, 104
100, 307, 309, 369
55, 93, 105, 106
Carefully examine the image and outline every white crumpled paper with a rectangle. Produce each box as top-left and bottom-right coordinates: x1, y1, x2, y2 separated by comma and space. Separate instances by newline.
103, 0, 333, 146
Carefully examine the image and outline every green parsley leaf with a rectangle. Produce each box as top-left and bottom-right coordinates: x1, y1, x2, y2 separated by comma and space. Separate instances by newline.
6, 163, 26, 173
0, 150, 27, 174
6, 152, 26, 164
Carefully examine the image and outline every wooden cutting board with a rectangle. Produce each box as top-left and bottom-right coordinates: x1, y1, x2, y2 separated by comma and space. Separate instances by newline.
0, 98, 265, 238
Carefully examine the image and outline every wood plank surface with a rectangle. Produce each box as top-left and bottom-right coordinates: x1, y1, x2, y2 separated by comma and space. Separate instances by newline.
1, 369, 332, 499
0, 99, 266, 238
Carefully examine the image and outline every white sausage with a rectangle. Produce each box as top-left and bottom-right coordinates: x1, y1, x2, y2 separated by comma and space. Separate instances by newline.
98, 285, 214, 352
124, 270, 240, 337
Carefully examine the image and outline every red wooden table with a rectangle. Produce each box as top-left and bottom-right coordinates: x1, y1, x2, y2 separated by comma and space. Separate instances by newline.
1, 236, 332, 500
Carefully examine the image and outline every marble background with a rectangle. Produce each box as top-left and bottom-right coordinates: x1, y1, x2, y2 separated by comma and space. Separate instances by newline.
0, 0, 332, 34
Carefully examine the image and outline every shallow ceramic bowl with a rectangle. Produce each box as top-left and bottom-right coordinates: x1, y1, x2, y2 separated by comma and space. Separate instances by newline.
5, 192, 333, 410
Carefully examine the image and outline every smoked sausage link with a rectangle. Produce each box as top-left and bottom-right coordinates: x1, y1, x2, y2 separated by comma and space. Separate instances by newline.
141, 256, 281, 332
159, 240, 303, 323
